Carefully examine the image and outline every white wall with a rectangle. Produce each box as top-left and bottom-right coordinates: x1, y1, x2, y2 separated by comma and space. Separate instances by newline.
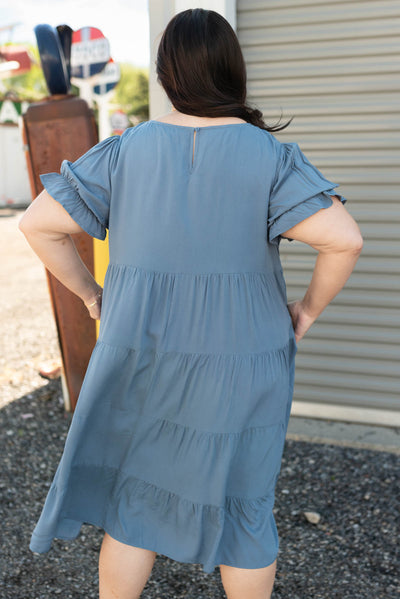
148, 0, 236, 119
0, 124, 31, 207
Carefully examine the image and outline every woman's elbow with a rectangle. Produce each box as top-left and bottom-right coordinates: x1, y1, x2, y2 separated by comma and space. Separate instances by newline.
329, 209, 364, 254
18, 210, 32, 236
346, 227, 364, 254
18, 201, 41, 237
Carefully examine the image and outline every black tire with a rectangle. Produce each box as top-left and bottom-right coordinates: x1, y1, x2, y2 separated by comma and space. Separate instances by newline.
34, 24, 69, 95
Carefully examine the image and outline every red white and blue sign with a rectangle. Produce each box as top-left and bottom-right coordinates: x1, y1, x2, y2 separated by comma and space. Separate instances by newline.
110, 110, 130, 134
93, 59, 120, 95
71, 27, 110, 79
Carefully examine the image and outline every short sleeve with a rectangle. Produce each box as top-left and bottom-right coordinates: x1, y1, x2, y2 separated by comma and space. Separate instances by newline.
267, 141, 347, 246
39, 135, 121, 240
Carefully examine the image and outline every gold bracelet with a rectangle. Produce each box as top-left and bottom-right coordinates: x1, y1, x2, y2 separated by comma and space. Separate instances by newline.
85, 290, 102, 308
86, 298, 99, 308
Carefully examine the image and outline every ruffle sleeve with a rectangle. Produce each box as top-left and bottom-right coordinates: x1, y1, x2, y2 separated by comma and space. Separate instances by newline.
267, 142, 347, 246
39, 135, 122, 240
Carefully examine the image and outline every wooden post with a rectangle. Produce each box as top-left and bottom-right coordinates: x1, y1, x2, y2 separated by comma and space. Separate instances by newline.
22, 95, 99, 412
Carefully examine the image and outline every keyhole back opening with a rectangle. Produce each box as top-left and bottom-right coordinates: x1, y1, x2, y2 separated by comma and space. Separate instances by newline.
192, 130, 197, 167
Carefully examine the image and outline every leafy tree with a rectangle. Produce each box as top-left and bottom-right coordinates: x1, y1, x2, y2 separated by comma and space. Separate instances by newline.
112, 63, 149, 121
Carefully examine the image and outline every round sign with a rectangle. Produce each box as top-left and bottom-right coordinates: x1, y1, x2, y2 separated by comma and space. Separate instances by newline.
93, 59, 120, 96
71, 27, 110, 79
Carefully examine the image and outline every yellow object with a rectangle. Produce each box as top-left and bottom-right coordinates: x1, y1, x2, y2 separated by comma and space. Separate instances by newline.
93, 234, 110, 336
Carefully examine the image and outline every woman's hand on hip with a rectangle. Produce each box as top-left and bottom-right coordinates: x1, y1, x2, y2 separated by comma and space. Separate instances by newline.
287, 300, 316, 343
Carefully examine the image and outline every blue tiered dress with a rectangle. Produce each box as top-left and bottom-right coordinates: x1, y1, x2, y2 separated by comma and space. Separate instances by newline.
29, 120, 346, 573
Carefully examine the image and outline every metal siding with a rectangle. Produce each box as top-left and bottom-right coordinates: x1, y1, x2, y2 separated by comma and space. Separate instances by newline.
237, 0, 400, 419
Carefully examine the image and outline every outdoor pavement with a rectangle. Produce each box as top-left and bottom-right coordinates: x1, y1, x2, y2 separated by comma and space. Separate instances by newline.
1, 209, 399, 598
287, 416, 400, 455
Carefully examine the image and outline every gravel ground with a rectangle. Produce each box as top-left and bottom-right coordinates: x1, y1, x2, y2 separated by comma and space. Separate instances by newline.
1, 211, 399, 598
0, 210, 60, 409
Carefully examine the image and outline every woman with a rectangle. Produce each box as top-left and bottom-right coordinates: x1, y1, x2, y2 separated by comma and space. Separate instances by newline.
19, 8, 363, 599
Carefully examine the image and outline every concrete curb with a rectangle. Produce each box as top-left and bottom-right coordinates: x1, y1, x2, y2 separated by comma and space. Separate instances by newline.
287, 416, 400, 455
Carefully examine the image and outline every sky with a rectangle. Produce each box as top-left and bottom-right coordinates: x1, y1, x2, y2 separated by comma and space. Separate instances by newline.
0, 0, 150, 68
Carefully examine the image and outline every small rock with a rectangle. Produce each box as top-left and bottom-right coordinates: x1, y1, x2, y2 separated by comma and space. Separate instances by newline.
38, 360, 62, 380
304, 511, 321, 524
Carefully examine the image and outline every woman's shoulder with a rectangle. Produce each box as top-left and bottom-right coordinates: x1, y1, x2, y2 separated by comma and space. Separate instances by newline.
119, 120, 149, 140
239, 123, 283, 162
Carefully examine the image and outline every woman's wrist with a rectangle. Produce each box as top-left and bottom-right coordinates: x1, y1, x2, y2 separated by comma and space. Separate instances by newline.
82, 286, 103, 307
299, 298, 321, 321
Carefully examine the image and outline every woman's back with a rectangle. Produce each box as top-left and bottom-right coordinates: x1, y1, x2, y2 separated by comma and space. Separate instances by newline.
100, 120, 290, 355
109, 120, 277, 273
54, 119, 343, 356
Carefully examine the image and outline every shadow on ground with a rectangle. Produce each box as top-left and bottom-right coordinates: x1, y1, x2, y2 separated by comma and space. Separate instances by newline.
1, 382, 398, 598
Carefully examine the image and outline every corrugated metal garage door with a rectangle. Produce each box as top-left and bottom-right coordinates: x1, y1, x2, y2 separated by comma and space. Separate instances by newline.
237, 0, 400, 424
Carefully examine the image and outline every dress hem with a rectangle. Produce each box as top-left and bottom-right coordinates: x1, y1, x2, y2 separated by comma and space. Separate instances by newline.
30, 516, 279, 574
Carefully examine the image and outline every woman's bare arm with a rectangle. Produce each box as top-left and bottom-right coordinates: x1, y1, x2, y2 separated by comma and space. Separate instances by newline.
18, 190, 103, 319
280, 196, 363, 342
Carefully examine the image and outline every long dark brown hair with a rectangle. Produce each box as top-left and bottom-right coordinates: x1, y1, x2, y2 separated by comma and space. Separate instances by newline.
155, 8, 292, 132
